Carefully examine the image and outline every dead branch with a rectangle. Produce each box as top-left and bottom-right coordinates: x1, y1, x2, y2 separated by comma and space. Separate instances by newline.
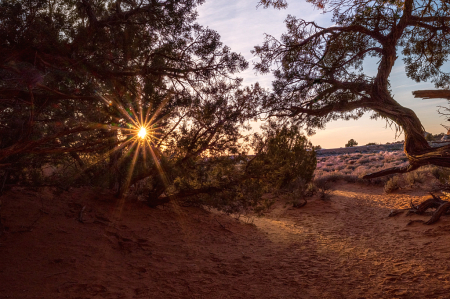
388, 194, 450, 225
413, 90, 450, 99
363, 165, 418, 179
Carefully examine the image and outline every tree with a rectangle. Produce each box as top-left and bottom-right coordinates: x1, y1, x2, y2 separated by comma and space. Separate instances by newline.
254, 0, 450, 177
0, 0, 247, 157
254, 0, 450, 223
0, 0, 252, 198
0, 0, 316, 215
345, 139, 358, 148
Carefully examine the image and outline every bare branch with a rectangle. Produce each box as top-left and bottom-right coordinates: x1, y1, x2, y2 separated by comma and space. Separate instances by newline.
413, 90, 450, 99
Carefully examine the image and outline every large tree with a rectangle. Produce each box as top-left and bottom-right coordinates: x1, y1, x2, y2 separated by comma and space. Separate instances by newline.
254, 0, 450, 178
0, 0, 247, 160
0, 0, 251, 194
0, 0, 317, 212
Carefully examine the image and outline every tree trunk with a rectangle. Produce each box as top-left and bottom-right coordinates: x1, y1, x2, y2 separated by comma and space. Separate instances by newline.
363, 94, 441, 178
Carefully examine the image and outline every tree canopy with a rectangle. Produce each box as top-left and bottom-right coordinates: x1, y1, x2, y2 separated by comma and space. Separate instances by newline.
0, 1, 244, 190
0, 0, 317, 212
0, 0, 248, 160
254, 0, 450, 178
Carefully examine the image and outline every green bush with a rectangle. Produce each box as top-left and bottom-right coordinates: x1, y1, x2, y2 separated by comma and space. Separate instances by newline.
173, 123, 317, 214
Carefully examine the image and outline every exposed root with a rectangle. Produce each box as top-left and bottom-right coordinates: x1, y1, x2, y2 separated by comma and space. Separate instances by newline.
388, 193, 450, 225
424, 202, 450, 225
412, 195, 445, 214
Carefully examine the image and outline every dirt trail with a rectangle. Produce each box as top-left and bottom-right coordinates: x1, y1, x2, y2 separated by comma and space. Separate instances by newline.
2, 184, 450, 298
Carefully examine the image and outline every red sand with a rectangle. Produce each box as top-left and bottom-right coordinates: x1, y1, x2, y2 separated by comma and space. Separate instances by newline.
2, 183, 450, 298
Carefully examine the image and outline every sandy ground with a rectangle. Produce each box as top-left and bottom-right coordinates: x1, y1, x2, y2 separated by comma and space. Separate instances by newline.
2, 183, 450, 298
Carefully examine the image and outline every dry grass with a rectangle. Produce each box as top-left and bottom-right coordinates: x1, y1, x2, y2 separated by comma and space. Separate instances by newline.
315, 150, 445, 193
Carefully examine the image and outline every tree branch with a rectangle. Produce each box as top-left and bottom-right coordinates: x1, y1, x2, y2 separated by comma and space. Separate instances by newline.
413, 90, 450, 99
287, 98, 370, 117
363, 164, 419, 179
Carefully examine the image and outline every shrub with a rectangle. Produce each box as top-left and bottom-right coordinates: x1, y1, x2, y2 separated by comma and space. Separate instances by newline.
341, 175, 359, 183
366, 176, 390, 186
405, 171, 424, 186
357, 157, 370, 164
384, 176, 400, 193
195, 124, 317, 214
430, 166, 450, 184
314, 176, 332, 200
288, 179, 316, 208
384, 155, 396, 163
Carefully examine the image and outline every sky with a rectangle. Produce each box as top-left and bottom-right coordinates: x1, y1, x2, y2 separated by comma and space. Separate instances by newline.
196, 0, 449, 149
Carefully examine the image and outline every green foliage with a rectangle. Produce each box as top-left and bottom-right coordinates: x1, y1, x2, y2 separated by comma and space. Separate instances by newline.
433, 133, 445, 141
345, 139, 358, 148
289, 180, 315, 207
366, 142, 377, 146
0, 0, 258, 197
248, 123, 316, 190
257, 0, 288, 9
170, 123, 316, 214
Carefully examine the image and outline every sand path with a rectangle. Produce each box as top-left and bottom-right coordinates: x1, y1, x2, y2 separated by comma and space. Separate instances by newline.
2, 184, 450, 298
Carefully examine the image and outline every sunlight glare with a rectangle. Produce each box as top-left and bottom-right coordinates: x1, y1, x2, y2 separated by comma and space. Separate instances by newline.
138, 127, 147, 139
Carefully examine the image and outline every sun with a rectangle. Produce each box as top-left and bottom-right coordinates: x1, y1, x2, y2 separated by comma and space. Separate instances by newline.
137, 127, 147, 139
94, 90, 171, 195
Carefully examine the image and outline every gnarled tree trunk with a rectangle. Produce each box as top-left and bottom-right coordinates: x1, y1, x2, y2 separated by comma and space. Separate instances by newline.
362, 93, 433, 178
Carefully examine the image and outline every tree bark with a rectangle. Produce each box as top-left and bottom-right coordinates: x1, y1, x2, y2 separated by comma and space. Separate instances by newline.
413, 90, 450, 100
363, 94, 436, 178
